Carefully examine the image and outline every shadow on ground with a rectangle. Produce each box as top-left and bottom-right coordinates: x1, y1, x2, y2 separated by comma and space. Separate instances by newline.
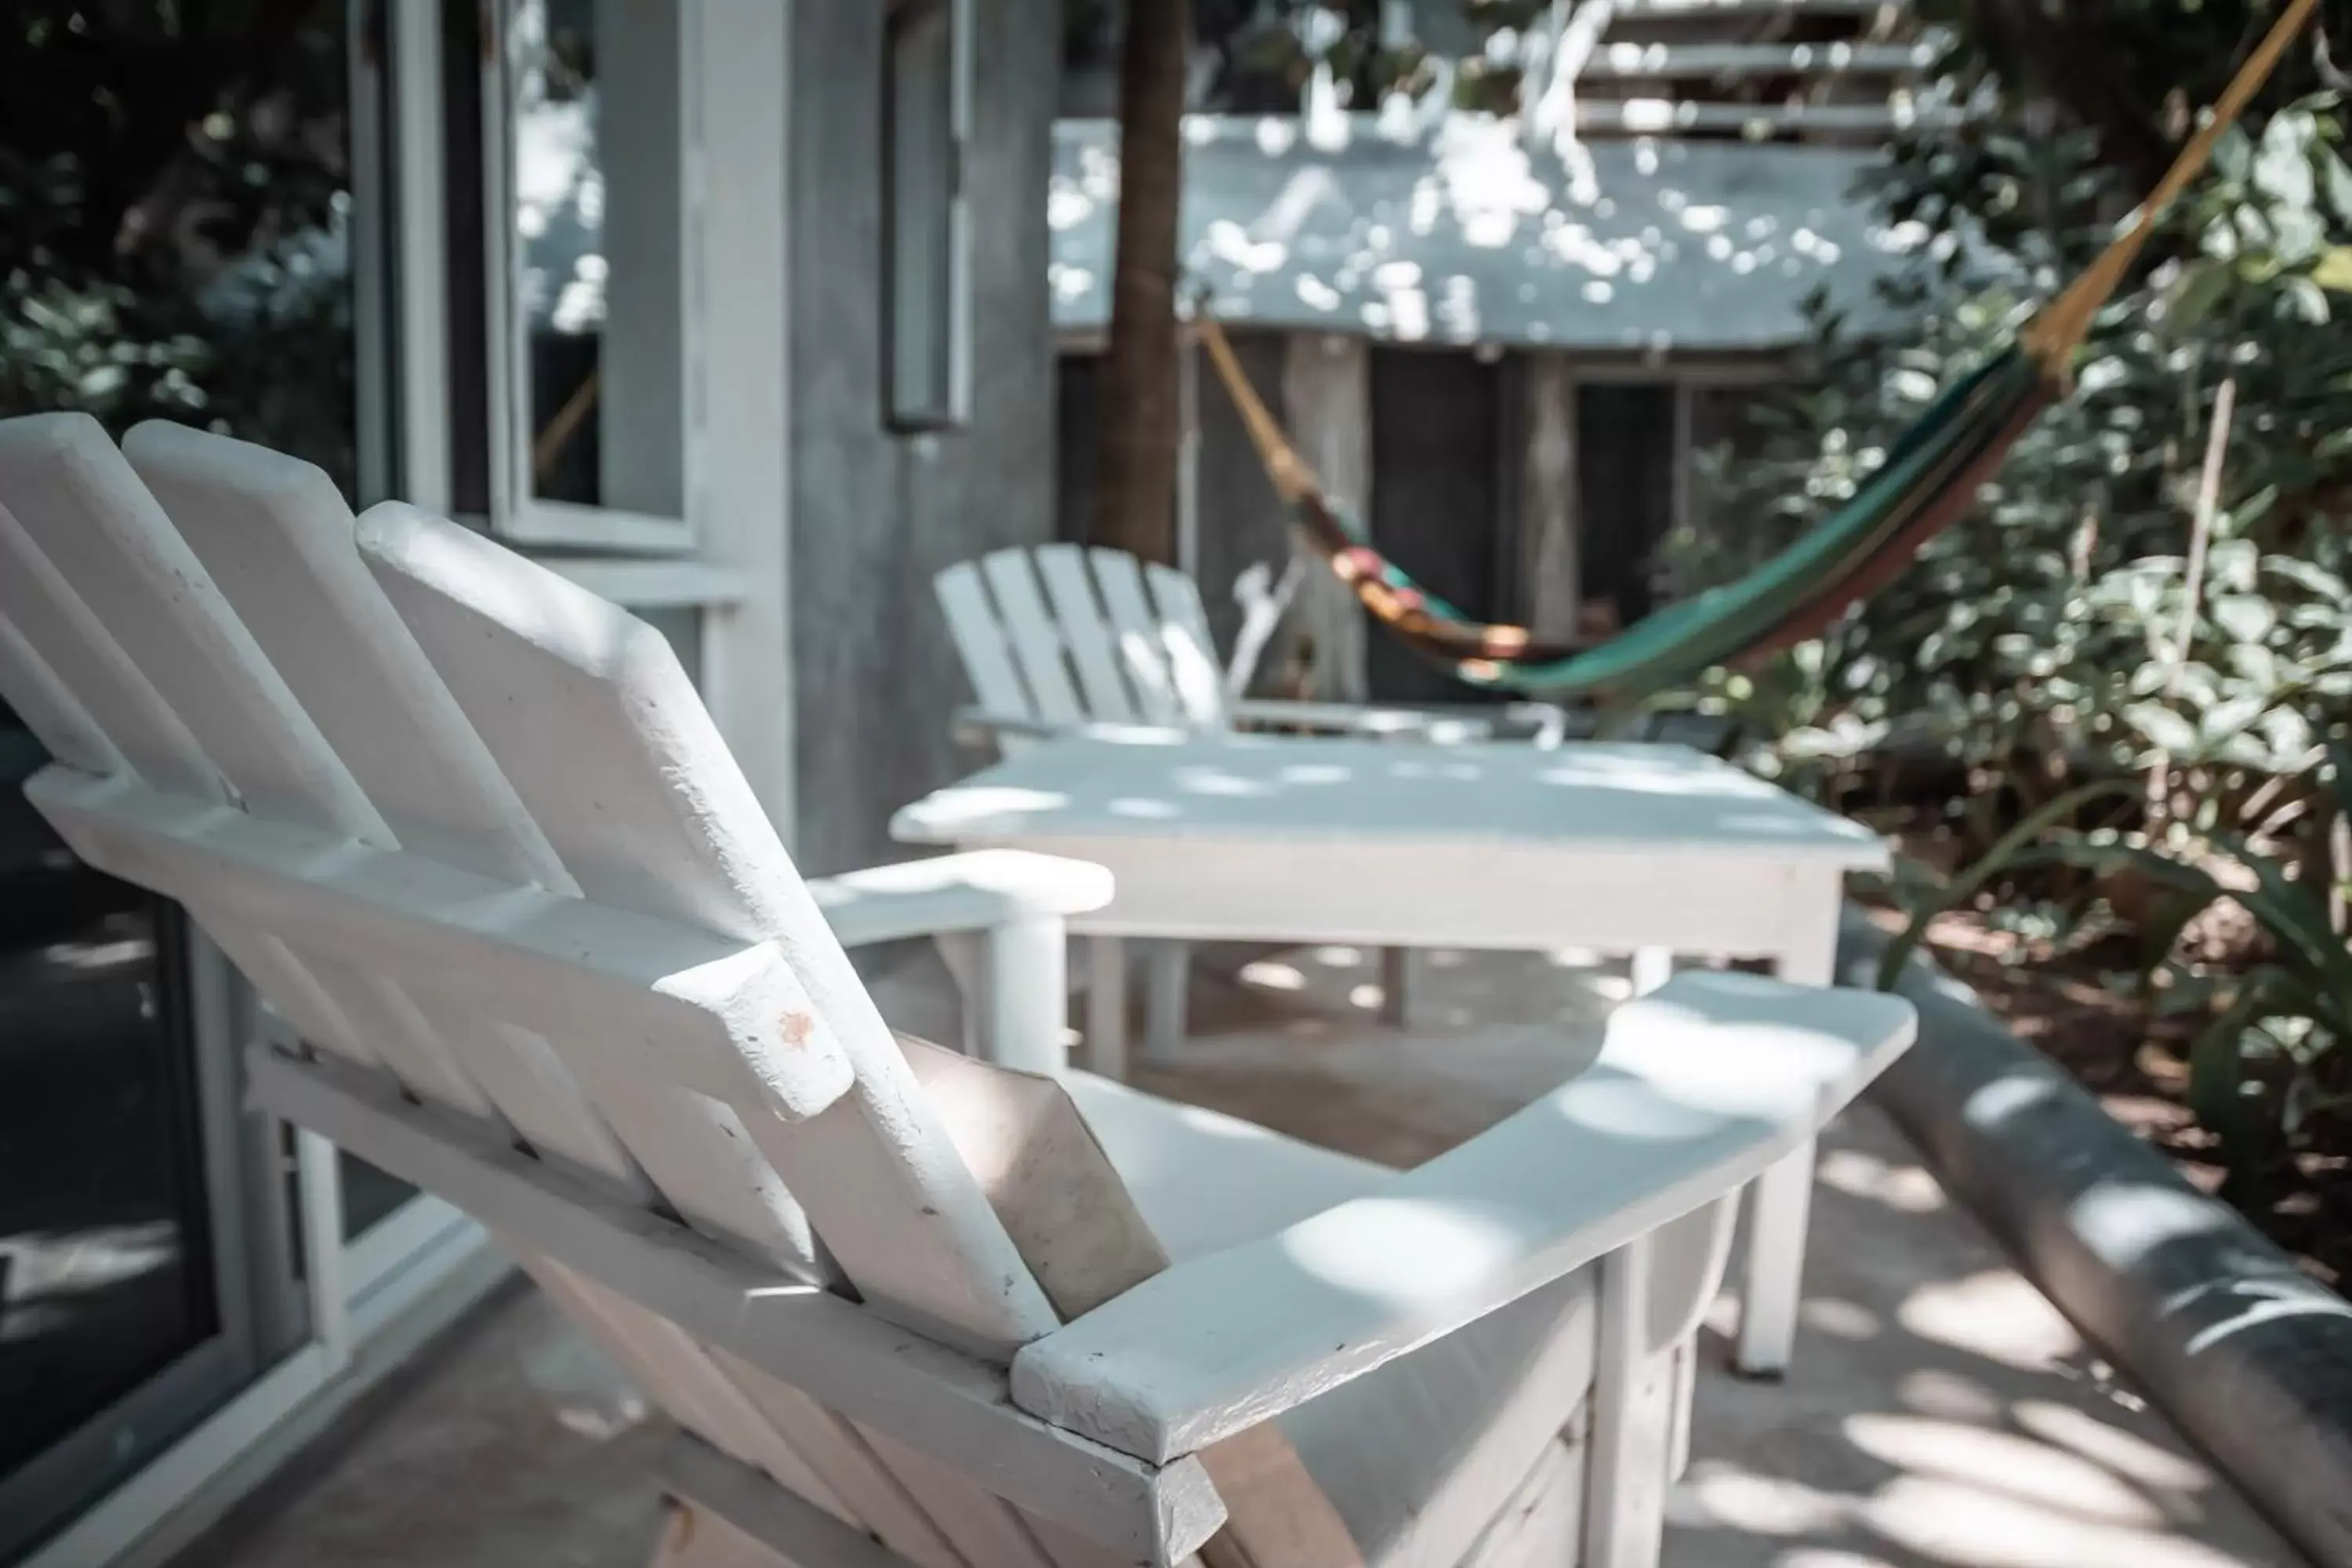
198, 945, 2303, 1568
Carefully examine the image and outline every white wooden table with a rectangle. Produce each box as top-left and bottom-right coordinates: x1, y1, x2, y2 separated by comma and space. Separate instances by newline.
891, 730, 1891, 1377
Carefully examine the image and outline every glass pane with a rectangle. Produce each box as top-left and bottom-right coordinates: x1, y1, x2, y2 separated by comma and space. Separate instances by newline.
888, 0, 958, 428
511, 0, 683, 514
338, 1152, 419, 1243
0, 709, 218, 1479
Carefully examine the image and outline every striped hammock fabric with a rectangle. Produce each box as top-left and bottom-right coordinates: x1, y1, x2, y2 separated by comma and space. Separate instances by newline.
1196, 0, 2319, 700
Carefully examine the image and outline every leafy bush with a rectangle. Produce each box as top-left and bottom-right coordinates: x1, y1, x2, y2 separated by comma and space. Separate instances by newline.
1, 1, 354, 485
1668, 100, 2352, 809
1651, 13, 2352, 1170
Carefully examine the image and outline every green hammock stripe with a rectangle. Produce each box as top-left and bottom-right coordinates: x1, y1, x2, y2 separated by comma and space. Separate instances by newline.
1288, 346, 2042, 699
1531, 350, 2047, 695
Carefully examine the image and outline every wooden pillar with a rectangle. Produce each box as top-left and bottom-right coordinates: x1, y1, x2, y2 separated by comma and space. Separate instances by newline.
1518, 351, 1581, 641
1276, 332, 1370, 703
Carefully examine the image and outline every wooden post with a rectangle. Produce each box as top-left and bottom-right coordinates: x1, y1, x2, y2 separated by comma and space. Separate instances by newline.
1518, 353, 1581, 640
1277, 333, 1371, 703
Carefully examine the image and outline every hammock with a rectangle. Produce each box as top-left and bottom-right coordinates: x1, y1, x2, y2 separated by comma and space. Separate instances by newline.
1195, 0, 2320, 700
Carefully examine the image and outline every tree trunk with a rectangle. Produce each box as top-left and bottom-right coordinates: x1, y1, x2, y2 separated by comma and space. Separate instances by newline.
1091, 0, 1190, 564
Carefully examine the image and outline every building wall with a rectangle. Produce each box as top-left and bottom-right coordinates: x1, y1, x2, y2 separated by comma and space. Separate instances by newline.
787, 0, 1060, 875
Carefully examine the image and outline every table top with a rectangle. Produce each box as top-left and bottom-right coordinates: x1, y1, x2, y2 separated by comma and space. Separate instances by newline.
891, 731, 1890, 868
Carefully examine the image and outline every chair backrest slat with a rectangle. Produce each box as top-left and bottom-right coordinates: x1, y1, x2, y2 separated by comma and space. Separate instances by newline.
0, 603, 381, 1075
0, 419, 568, 1120
0, 484, 430, 1087
938, 546, 1241, 738
1143, 563, 1226, 726
1031, 544, 1138, 722
980, 549, 1086, 727
0, 500, 222, 798
124, 427, 849, 1266
358, 504, 1062, 1354
935, 561, 1036, 723
1087, 549, 1183, 724
125, 423, 561, 881
0, 417, 387, 837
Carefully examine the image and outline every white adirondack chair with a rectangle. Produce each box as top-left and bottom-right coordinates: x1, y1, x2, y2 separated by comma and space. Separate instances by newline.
0, 415, 1917, 1568
935, 543, 1572, 750
935, 543, 1568, 1051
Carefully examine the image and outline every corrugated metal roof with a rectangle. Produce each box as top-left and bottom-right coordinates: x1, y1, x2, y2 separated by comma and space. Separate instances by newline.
1051, 113, 1936, 352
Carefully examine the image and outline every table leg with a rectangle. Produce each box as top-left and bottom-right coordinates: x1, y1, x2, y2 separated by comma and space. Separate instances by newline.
1737, 1137, 1816, 1378
1142, 940, 1189, 1065
1630, 946, 1674, 996
1737, 895, 1839, 1377
1377, 946, 1410, 1027
1087, 935, 1127, 1082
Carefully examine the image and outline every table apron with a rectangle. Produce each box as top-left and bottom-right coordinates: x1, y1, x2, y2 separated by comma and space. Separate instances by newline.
958, 836, 1847, 958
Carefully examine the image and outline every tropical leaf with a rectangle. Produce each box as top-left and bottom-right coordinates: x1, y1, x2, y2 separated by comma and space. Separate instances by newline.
2187, 972, 2287, 1158
1875, 779, 2142, 989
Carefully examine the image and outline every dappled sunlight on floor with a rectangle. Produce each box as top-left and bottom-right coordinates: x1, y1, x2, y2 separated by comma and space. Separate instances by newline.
1127, 945, 2302, 1568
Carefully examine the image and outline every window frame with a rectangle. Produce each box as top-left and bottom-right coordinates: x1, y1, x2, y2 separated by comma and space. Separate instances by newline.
479, 0, 703, 553
882, 0, 975, 434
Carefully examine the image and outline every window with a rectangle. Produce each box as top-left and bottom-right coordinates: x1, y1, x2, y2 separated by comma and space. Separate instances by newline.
488, 0, 693, 549
885, 0, 973, 432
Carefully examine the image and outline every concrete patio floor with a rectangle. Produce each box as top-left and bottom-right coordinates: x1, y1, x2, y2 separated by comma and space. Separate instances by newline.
187, 945, 2307, 1568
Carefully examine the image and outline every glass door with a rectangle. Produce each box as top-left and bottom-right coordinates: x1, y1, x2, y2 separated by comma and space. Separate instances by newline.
0, 704, 261, 1563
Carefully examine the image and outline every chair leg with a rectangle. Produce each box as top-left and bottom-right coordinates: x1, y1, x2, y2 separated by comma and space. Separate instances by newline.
1667, 1338, 1697, 1483
1735, 1136, 1817, 1378
1142, 940, 1189, 1065
1377, 946, 1410, 1027
1584, 1232, 1675, 1568
1086, 935, 1128, 1081
976, 916, 1068, 1075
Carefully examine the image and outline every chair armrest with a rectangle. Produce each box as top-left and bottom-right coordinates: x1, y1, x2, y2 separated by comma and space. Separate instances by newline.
951, 706, 1198, 749
1226, 699, 1494, 742
950, 706, 1076, 746
1009, 972, 1915, 1462
809, 851, 1112, 949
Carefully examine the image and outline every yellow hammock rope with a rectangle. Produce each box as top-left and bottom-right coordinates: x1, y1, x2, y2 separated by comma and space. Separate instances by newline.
1194, 0, 2321, 689
2020, 0, 2324, 376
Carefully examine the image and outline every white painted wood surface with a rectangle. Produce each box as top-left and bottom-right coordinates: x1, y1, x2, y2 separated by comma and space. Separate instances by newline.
896, 731, 1881, 1374
1011, 975, 1915, 1461
0, 417, 1926, 1568
896, 734, 1889, 862
357, 499, 1063, 1356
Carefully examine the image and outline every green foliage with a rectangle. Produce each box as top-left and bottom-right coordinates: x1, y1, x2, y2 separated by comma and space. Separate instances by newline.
1668, 93, 2352, 810
0, 0, 354, 485
1657, 6, 2352, 1167
1879, 790, 2352, 1174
